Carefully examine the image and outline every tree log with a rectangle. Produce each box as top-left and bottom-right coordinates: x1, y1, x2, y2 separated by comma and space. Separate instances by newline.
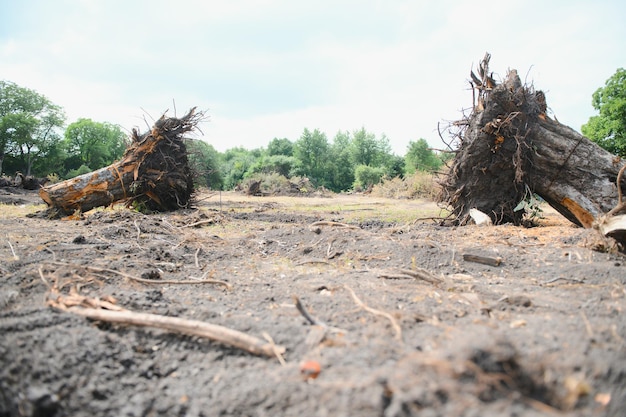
40, 108, 204, 216
439, 54, 625, 245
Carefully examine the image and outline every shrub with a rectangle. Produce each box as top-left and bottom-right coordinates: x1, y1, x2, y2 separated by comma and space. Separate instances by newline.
65, 164, 92, 179
353, 165, 385, 190
372, 171, 439, 199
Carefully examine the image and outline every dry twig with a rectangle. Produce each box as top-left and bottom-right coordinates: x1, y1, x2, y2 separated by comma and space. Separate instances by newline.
194, 247, 201, 269
378, 267, 443, 285
181, 219, 216, 228
344, 285, 402, 340
293, 295, 326, 327
48, 292, 284, 358
6, 235, 19, 260
309, 221, 360, 230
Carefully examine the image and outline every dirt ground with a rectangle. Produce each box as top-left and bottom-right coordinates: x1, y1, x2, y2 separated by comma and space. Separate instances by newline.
1, 187, 625, 417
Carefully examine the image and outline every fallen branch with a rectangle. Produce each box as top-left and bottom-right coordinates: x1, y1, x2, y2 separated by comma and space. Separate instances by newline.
309, 221, 360, 230
48, 292, 284, 358
344, 285, 402, 341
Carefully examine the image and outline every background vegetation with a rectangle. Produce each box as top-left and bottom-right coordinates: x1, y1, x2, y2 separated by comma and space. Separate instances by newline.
2, 68, 623, 194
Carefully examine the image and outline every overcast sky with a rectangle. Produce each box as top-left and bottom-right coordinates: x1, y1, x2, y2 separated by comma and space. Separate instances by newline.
1, 0, 624, 155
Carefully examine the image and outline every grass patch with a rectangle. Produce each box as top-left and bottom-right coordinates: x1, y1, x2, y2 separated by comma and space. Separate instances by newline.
0, 203, 47, 219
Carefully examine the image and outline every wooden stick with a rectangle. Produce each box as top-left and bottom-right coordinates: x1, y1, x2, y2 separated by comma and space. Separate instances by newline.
462, 254, 503, 266
53, 300, 284, 358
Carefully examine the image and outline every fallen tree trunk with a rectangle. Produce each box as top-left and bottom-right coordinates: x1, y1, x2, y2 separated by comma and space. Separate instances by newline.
439, 54, 625, 245
40, 108, 204, 216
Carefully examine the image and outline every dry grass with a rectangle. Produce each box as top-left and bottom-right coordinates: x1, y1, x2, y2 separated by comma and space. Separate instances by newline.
198, 191, 443, 224
0, 203, 47, 219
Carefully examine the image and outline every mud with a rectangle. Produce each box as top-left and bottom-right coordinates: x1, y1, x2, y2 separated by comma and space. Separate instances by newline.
1, 190, 625, 416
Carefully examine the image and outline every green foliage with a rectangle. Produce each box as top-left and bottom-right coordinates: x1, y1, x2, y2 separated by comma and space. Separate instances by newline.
513, 185, 544, 223
353, 164, 385, 190
384, 154, 405, 179
404, 139, 442, 173
187, 139, 223, 189
0, 80, 66, 175
64, 119, 127, 170
65, 164, 92, 179
221, 147, 260, 190
349, 128, 393, 168
248, 154, 297, 177
267, 137, 294, 156
582, 68, 626, 156
293, 128, 329, 185
326, 131, 355, 192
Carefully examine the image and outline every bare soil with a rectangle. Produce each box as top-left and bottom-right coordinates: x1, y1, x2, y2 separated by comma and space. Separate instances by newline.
1, 188, 625, 417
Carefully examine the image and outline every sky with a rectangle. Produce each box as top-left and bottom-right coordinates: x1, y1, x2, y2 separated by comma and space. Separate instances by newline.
1, 0, 624, 155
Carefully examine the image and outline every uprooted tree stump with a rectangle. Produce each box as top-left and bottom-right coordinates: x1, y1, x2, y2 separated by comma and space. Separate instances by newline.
40, 108, 205, 216
439, 54, 626, 248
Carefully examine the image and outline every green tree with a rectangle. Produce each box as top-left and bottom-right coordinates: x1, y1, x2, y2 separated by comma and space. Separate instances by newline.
267, 137, 294, 156
293, 128, 329, 185
326, 131, 355, 192
220, 147, 259, 189
582, 68, 626, 156
349, 127, 392, 168
404, 139, 442, 173
0, 81, 65, 175
385, 154, 405, 179
64, 119, 127, 171
187, 139, 223, 189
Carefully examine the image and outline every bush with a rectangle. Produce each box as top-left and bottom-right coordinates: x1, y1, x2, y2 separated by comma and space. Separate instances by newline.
371, 171, 439, 199
238, 173, 322, 196
46, 173, 61, 184
353, 165, 385, 190
65, 164, 92, 179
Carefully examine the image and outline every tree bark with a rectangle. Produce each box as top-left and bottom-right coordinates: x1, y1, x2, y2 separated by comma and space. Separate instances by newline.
40, 108, 203, 216
439, 54, 625, 230
529, 119, 623, 227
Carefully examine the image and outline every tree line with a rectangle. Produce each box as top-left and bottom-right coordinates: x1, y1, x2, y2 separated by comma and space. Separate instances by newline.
1, 68, 624, 191
188, 128, 446, 192
0, 80, 447, 192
